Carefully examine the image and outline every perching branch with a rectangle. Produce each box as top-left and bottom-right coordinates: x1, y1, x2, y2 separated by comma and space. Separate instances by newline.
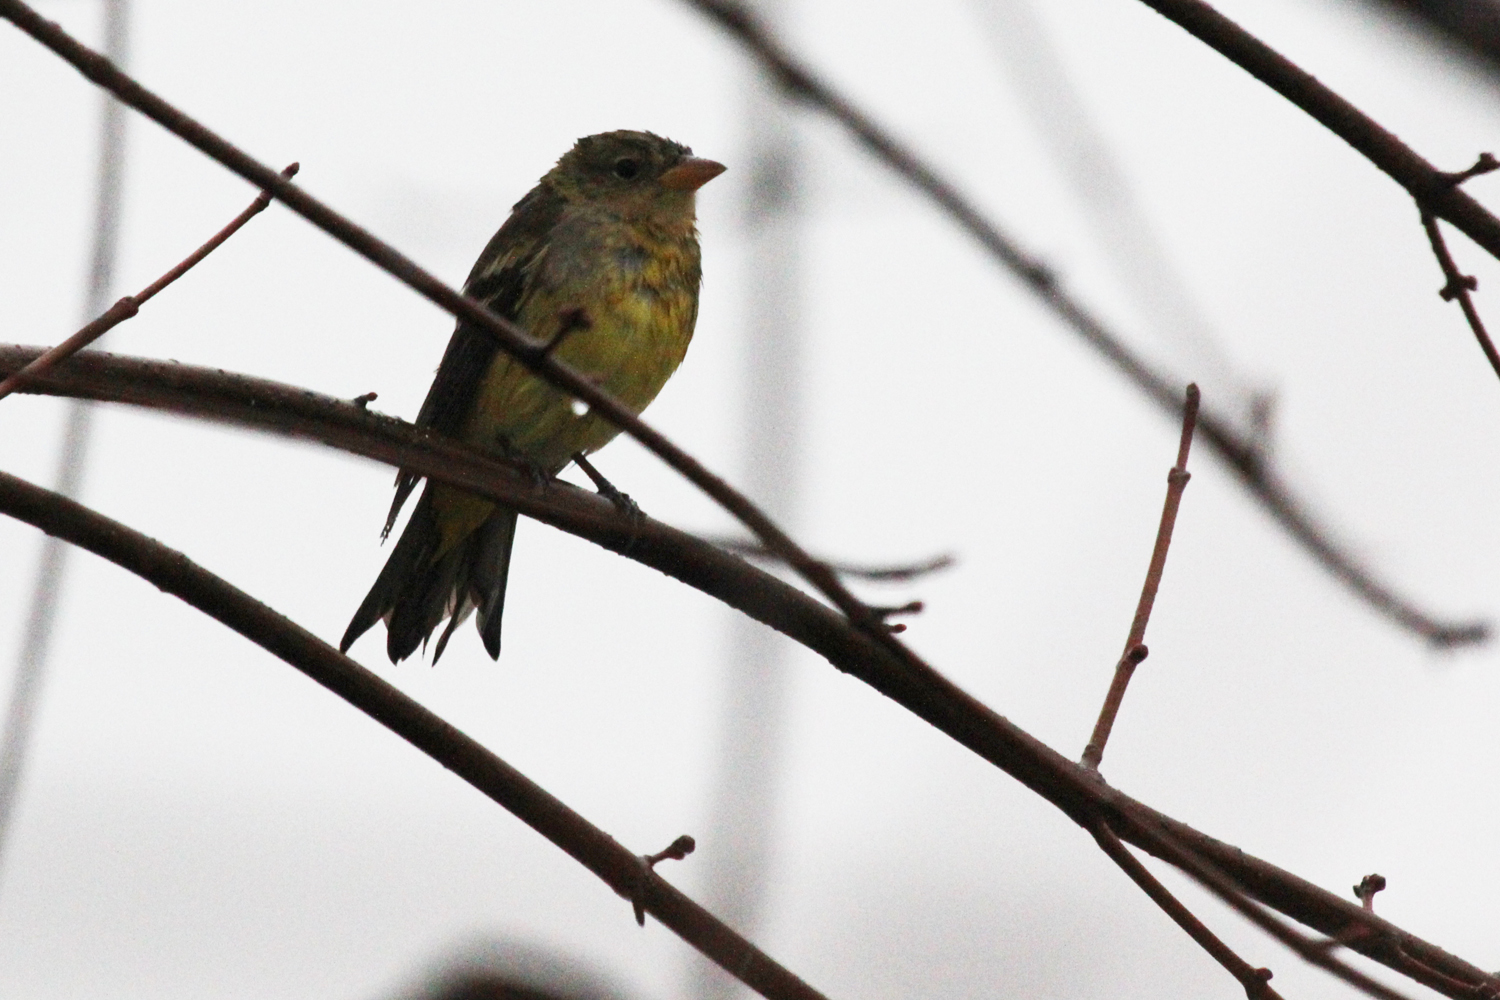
0, 468, 829, 1000
0, 162, 298, 403
4, 346, 1496, 1000
675, 0, 1485, 649
0, 0, 913, 680
1082, 384, 1199, 770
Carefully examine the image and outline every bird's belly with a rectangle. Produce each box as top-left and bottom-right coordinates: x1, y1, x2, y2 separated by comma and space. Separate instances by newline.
465, 284, 695, 473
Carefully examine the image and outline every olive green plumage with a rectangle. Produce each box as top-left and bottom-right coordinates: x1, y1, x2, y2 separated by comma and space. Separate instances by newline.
341, 131, 724, 663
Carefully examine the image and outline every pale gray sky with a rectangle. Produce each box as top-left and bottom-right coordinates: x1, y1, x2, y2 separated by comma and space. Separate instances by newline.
1, 1, 1498, 998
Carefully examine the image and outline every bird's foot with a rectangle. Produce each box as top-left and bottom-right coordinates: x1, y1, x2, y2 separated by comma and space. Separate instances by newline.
497, 433, 552, 488
572, 452, 641, 518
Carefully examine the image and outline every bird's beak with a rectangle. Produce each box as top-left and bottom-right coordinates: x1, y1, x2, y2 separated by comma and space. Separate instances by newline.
659, 156, 727, 191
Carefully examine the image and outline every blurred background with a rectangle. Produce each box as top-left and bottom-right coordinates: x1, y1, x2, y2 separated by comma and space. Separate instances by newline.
2, 0, 1499, 997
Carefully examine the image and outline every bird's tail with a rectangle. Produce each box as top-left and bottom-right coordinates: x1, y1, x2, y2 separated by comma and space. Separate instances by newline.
339, 485, 517, 663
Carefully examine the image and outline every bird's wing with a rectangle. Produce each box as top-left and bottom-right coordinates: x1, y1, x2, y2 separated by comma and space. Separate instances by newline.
382, 183, 567, 538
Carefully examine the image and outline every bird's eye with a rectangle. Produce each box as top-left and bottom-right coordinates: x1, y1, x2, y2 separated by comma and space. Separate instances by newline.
612, 157, 640, 180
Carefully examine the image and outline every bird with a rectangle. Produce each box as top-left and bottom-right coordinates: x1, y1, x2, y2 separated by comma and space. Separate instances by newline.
340, 130, 725, 664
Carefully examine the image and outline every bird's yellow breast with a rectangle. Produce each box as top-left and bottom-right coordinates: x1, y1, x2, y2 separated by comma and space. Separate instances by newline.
431, 210, 701, 553
466, 214, 699, 469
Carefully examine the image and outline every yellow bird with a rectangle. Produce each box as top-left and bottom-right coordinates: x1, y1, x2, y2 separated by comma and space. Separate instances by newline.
341, 131, 725, 662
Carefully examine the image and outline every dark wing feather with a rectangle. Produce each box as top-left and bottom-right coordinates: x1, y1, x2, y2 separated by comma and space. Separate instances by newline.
382, 183, 567, 537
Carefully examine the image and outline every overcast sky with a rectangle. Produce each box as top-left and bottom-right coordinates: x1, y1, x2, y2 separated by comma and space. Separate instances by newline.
2, 1, 1499, 998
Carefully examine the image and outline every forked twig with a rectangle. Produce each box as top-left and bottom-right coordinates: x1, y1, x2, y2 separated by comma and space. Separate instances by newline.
1081, 384, 1199, 770
0, 469, 827, 1000
1120, 811, 1420, 1000
1419, 153, 1500, 380
1092, 820, 1282, 1000
0, 161, 298, 402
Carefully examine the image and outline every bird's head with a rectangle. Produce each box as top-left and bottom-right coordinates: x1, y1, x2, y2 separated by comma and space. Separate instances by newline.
546, 130, 725, 222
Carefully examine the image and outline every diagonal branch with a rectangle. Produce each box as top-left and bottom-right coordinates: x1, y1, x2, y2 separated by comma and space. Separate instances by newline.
1128, 0, 1500, 260
4, 345, 1496, 1000
674, 0, 1484, 648
0, 468, 830, 1000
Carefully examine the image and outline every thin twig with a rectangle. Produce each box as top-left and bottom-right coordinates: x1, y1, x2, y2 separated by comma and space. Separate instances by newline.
674, 0, 1485, 648
0, 469, 828, 1000
7, 347, 1499, 1000
1422, 211, 1500, 378
1091, 820, 1282, 1000
705, 536, 956, 582
1417, 153, 1500, 380
1082, 384, 1199, 770
0, 161, 298, 402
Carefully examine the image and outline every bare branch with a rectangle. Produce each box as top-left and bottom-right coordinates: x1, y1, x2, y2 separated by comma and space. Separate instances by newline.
0, 469, 829, 1000
1082, 384, 1199, 770
0, 161, 298, 402
1091, 820, 1283, 1000
5, 346, 1496, 1000
673, 0, 1485, 648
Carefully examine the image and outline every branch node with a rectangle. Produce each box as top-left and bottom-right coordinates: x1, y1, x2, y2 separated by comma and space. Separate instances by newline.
1354, 873, 1387, 911
352, 391, 378, 409
632, 834, 697, 926
253, 160, 300, 209
1440, 274, 1479, 302
1437, 152, 1499, 190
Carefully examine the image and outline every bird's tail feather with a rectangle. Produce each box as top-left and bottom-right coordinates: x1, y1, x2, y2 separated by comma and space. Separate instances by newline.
339, 485, 518, 663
